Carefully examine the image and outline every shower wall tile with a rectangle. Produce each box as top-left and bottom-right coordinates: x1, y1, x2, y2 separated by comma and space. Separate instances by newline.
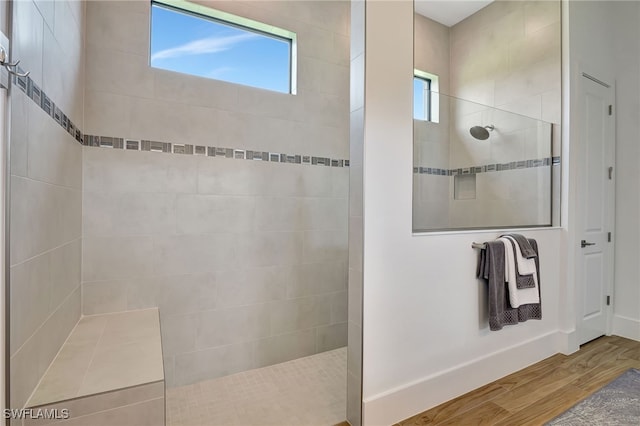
156, 273, 218, 316
317, 322, 348, 353
86, 1, 148, 56
14, 0, 44, 86
303, 230, 349, 263
82, 236, 155, 282
173, 342, 254, 387
235, 232, 304, 268
286, 261, 348, 298
82, 0, 349, 388
9, 0, 85, 411
253, 329, 317, 369
154, 69, 239, 111
160, 314, 198, 359
10, 176, 82, 266
82, 280, 128, 315
83, 148, 198, 194
153, 234, 238, 275
196, 305, 271, 349
269, 296, 332, 335
84, 91, 132, 138
27, 100, 82, 188
86, 48, 154, 99
10, 90, 29, 178
82, 192, 176, 237
175, 195, 255, 234
215, 267, 291, 307
10, 287, 81, 409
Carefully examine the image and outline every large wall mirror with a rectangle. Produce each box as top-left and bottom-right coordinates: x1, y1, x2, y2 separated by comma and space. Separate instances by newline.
413, 0, 561, 232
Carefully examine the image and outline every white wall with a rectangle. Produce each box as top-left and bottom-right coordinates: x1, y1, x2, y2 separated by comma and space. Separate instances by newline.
361, 1, 567, 424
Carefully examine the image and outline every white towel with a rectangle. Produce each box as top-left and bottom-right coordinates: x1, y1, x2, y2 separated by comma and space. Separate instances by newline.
500, 237, 540, 308
503, 236, 537, 275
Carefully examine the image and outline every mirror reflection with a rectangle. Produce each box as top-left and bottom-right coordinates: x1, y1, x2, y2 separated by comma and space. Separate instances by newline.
413, 0, 561, 232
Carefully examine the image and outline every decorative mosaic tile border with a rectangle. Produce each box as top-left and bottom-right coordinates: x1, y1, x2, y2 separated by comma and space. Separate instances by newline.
413, 156, 561, 176
14, 71, 350, 168
14, 70, 84, 144
83, 135, 350, 167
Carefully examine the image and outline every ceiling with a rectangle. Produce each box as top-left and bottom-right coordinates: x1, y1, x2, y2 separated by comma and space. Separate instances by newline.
414, 1, 494, 27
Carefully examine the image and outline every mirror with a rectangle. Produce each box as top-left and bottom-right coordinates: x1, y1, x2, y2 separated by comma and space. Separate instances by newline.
413, 0, 561, 232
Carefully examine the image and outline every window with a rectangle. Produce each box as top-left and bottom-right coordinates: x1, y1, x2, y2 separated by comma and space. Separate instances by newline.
150, 0, 297, 94
413, 69, 439, 122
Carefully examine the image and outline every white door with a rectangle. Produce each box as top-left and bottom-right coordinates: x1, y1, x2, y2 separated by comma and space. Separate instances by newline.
576, 72, 615, 345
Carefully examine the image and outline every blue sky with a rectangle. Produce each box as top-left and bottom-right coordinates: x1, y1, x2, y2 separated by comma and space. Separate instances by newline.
414, 77, 429, 120
150, 4, 291, 93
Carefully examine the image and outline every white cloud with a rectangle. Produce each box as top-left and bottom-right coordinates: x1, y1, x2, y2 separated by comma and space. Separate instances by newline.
151, 33, 258, 62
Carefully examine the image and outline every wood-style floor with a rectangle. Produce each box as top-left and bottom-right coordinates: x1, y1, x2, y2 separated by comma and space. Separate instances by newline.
395, 335, 640, 425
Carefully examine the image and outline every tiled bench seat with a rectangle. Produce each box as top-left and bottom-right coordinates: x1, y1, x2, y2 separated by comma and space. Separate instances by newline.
24, 309, 165, 426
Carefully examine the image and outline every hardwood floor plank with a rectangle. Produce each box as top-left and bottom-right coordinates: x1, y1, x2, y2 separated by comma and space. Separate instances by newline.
570, 359, 639, 394
399, 383, 509, 425
433, 402, 510, 426
558, 342, 628, 374
492, 384, 590, 426
491, 367, 579, 412
397, 336, 640, 425
493, 354, 565, 391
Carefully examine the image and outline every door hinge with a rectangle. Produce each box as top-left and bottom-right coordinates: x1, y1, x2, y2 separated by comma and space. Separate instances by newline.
608, 232, 612, 242
608, 166, 613, 180
606, 295, 611, 306
609, 105, 613, 115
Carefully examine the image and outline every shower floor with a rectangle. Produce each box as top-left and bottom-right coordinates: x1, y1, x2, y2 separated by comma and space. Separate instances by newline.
166, 347, 347, 426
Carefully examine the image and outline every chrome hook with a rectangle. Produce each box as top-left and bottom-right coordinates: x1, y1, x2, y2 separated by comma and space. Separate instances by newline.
0, 47, 30, 78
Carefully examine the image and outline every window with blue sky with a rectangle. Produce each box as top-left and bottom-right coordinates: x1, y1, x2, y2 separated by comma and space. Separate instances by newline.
150, 1, 296, 94
413, 76, 431, 121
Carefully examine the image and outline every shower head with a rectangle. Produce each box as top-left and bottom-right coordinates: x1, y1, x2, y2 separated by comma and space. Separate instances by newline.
469, 125, 495, 141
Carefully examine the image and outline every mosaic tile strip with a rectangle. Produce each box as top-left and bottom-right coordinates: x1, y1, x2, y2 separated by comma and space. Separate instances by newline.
16, 72, 350, 168
84, 134, 350, 168
14, 71, 84, 144
413, 156, 560, 176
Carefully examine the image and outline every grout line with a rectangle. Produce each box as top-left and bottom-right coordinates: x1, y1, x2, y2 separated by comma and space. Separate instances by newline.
18, 286, 81, 408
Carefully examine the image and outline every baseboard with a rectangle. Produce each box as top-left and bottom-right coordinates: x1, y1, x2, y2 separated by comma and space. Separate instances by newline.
612, 315, 640, 341
362, 331, 566, 426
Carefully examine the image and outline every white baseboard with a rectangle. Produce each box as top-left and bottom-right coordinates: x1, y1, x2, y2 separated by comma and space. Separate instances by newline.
362, 331, 567, 426
612, 315, 640, 341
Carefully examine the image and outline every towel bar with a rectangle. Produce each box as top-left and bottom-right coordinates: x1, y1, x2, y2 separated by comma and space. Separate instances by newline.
471, 242, 486, 249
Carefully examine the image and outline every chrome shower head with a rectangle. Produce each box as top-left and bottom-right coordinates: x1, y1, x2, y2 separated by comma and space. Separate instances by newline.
469, 125, 495, 140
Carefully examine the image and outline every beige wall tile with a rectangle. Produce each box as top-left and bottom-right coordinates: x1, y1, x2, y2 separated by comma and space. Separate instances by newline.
86, 1, 149, 56
196, 305, 271, 349
10, 91, 29, 177
27, 101, 82, 188
316, 322, 348, 352
10, 177, 81, 265
83, 192, 176, 237
253, 328, 316, 368
174, 342, 254, 386
82, 236, 154, 281
14, 0, 44, 86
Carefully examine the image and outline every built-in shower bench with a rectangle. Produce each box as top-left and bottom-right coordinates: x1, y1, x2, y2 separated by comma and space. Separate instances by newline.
24, 308, 165, 426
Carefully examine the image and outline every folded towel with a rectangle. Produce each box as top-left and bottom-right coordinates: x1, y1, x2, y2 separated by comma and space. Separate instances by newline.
503, 235, 537, 276
477, 238, 542, 331
477, 240, 519, 330
517, 238, 542, 323
500, 237, 540, 308
501, 233, 537, 259
505, 237, 536, 289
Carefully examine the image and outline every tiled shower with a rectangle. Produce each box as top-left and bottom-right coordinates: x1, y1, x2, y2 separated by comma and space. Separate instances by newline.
8, 0, 351, 424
